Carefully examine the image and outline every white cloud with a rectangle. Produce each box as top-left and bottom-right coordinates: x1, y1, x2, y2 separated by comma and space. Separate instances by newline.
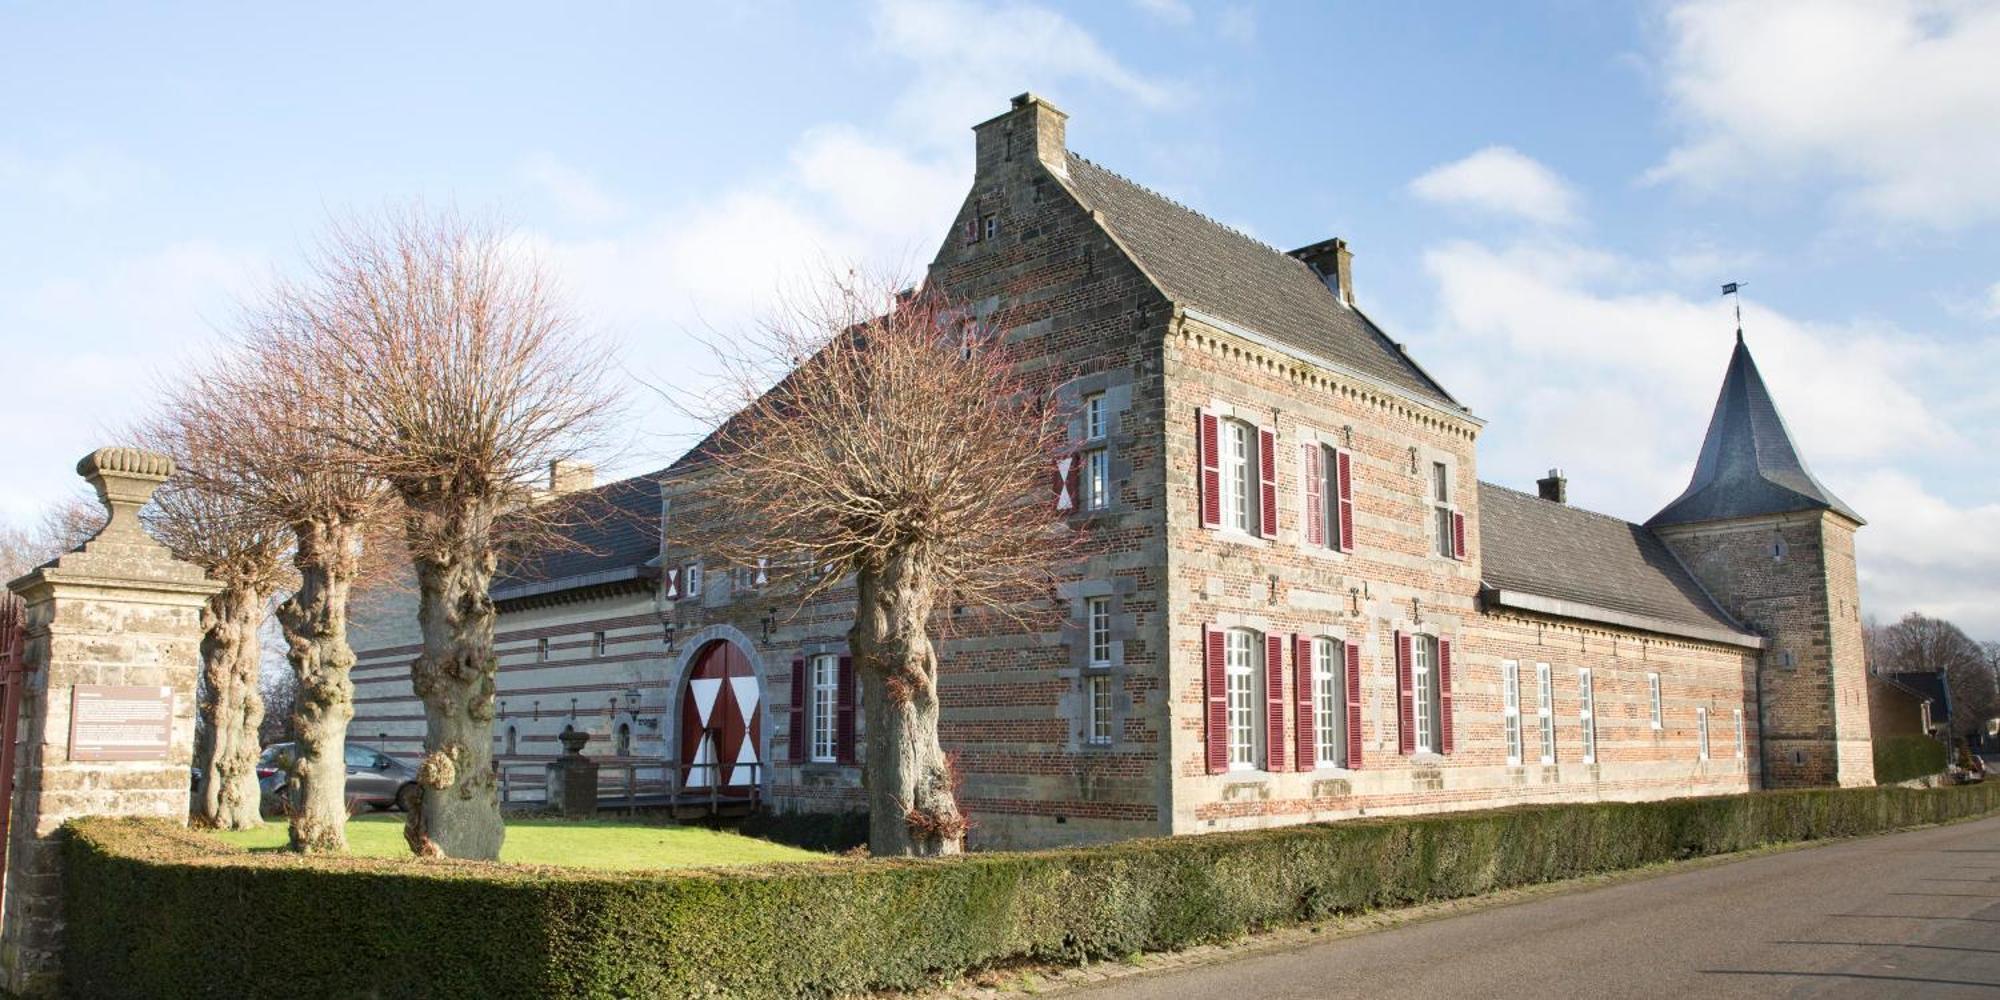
1413, 231, 1995, 632
1410, 147, 1581, 226
1129, 0, 1192, 25
0, 149, 152, 209
871, 0, 1180, 147
1649, 0, 2000, 229
518, 153, 624, 225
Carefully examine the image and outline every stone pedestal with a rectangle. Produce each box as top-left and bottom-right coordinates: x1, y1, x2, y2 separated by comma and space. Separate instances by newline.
2, 448, 218, 996
545, 730, 598, 819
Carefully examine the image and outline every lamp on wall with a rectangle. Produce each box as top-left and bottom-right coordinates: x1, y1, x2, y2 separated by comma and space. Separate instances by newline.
762, 610, 775, 644
660, 614, 677, 652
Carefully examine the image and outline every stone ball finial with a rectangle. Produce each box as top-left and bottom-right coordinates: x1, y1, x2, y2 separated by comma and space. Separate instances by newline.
77, 446, 175, 536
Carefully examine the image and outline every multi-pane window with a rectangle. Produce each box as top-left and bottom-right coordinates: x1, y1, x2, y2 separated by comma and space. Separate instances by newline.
1536, 662, 1555, 764
1432, 461, 1454, 558
1082, 394, 1110, 511
1319, 444, 1343, 550
1086, 596, 1112, 667
1411, 635, 1440, 754
1733, 708, 1745, 759
982, 214, 998, 240
1578, 668, 1597, 764
684, 562, 703, 598
1224, 629, 1261, 769
1648, 673, 1663, 730
1084, 674, 1113, 746
1502, 660, 1523, 765
593, 631, 607, 657
810, 654, 839, 763
1221, 420, 1256, 534
1697, 707, 1711, 761
1313, 637, 1345, 767
536, 637, 549, 662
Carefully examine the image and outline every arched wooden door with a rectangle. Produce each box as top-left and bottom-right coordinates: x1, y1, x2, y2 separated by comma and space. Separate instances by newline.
678, 640, 762, 794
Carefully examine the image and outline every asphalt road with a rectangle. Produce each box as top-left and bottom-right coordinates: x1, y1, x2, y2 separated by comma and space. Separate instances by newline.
1063, 814, 2000, 999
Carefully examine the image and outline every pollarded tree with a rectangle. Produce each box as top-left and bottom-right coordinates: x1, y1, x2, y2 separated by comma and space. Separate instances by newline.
169, 321, 395, 852
690, 277, 1072, 857
142, 419, 292, 830
296, 208, 618, 860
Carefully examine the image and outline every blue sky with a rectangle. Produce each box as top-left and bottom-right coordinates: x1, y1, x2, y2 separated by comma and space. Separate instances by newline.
3, 1, 1997, 633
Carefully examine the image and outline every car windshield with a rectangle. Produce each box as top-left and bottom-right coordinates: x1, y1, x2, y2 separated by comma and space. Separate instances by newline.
259, 745, 291, 765
344, 745, 384, 768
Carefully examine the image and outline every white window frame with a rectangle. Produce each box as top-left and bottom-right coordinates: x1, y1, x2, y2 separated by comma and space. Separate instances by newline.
1431, 460, 1454, 558
1314, 637, 1345, 768
1733, 708, 1745, 759
1086, 596, 1112, 667
1411, 634, 1439, 754
1502, 660, 1522, 766
1220, 418, 1256, 535
1316, 443, 1343, 551
1083, 393, 1106, 441
536, 637, 549, 662
1647, 672, 1662, 730
1697, 707, 1711, 761
1224, 628, 1261, 770
1084, 674, 1113, 746
684, 562, 703, 599
593, 631, 607, 658
1083, 447, 1110, 511
1536, 662, 1555, 765
810, 653, 840, 764
982, 213, 998, 241
1578, 668, 1597, 764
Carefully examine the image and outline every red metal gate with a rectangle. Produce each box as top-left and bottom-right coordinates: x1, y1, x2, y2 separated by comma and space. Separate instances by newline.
0, 593, 29, 856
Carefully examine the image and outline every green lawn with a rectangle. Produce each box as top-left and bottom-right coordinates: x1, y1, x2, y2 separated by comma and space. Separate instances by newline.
207, 814, 825, 869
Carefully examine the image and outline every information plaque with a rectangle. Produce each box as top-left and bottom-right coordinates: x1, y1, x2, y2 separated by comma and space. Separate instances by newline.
68, 685, 174, 762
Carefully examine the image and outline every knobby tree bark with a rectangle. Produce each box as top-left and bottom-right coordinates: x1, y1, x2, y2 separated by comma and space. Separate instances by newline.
852, 548, 963, 856
195, 581, 270, 830
403, 502, 504, 859
276, 518, 361, 852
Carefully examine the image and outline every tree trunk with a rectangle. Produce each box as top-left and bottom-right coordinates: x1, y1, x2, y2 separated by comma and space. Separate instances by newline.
851, 547, 964, 857
403, 498, 505, 860
276, 520, 358, 852
195, 582, 267, 830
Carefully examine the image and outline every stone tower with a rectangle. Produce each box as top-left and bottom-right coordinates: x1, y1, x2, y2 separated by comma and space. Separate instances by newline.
1648, 333, 1874, 787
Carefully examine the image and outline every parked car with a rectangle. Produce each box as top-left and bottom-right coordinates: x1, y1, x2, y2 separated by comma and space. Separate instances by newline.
258, 742, 420, 816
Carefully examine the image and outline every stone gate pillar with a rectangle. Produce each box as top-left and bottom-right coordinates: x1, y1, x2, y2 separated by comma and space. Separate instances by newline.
1, 448, 218, 996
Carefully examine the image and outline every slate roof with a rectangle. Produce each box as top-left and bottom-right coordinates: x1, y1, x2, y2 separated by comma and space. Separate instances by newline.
1883, 671, 1952, 722
1648, 334, 1862, 528
1478, 482, 1753, 642
491, 469, 665, 597
1062, 154, 1460, 409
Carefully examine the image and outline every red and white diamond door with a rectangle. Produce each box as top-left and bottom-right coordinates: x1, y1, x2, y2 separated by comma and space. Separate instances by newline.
679, 640, 762, 795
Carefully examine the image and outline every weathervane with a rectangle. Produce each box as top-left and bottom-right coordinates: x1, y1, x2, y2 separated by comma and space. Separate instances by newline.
1722, 281, 1746, 342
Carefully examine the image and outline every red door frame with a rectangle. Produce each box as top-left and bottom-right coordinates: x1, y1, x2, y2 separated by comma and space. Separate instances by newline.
676, 639, 762, 798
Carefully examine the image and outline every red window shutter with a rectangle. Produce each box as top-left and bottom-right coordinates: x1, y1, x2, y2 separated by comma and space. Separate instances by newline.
1053, 453, 1075, 512
787, 657, 807, 763
1265, 632, 1285, 772
1204, 626, 1228, 774
1302, 445, 1324, 547
834, 655, 857, 764
1452, 511, 1467, 560
665, 567, 680, 601
1294, 634, 1315, 771
1336, 450, 1355, 552
1198, 411, 1221, 529
1396, 631, 1415, 755
1258, 427, 1278, 538
963, 217, 978, 244
1438, 638, 1455, 755
1345, 641, 1364, 768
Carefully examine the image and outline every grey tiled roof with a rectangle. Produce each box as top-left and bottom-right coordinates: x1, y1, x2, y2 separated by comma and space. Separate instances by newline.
1478, 482, 1750, 639
1062, 154, 1459, 408
493, 469, 664, 593
1648, 334, 1862, 528
1883, 671, 1952, 721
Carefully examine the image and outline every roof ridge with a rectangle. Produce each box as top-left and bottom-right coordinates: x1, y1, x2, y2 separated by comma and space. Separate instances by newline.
1477, 480, 1647, 531
1065, 151, 1290, 258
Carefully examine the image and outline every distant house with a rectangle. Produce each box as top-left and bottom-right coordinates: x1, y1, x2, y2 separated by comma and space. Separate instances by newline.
1870, 670, 1949, 740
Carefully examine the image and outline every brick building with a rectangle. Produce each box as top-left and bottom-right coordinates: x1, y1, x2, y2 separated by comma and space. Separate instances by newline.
350, 95, 1875, 849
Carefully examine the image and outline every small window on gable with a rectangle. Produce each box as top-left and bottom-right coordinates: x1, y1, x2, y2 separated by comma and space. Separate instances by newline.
982, 214, 998, 241
1084, 393, 1106, 441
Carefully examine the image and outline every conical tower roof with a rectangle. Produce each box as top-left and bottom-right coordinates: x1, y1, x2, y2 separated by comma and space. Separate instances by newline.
1648, 332, 1863, 528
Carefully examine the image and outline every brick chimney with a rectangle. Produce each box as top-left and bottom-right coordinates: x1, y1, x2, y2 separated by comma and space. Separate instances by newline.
1537, 468, 1567, 504
974, 92, 1069, 178
1289, 238, 1355, 306
549, 459, 595, 495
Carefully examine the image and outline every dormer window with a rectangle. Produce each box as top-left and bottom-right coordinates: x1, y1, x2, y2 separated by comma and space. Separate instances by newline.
982, 214, 998, 240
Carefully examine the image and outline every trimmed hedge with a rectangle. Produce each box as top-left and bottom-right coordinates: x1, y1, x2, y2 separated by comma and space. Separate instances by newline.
1874, 734, 1949, 784
65, 784, 2000, 999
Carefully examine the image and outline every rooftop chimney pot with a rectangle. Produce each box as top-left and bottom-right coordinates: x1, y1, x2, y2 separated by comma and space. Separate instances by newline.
1289, 238, 1355, 306
1537, 468, 1568, 504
